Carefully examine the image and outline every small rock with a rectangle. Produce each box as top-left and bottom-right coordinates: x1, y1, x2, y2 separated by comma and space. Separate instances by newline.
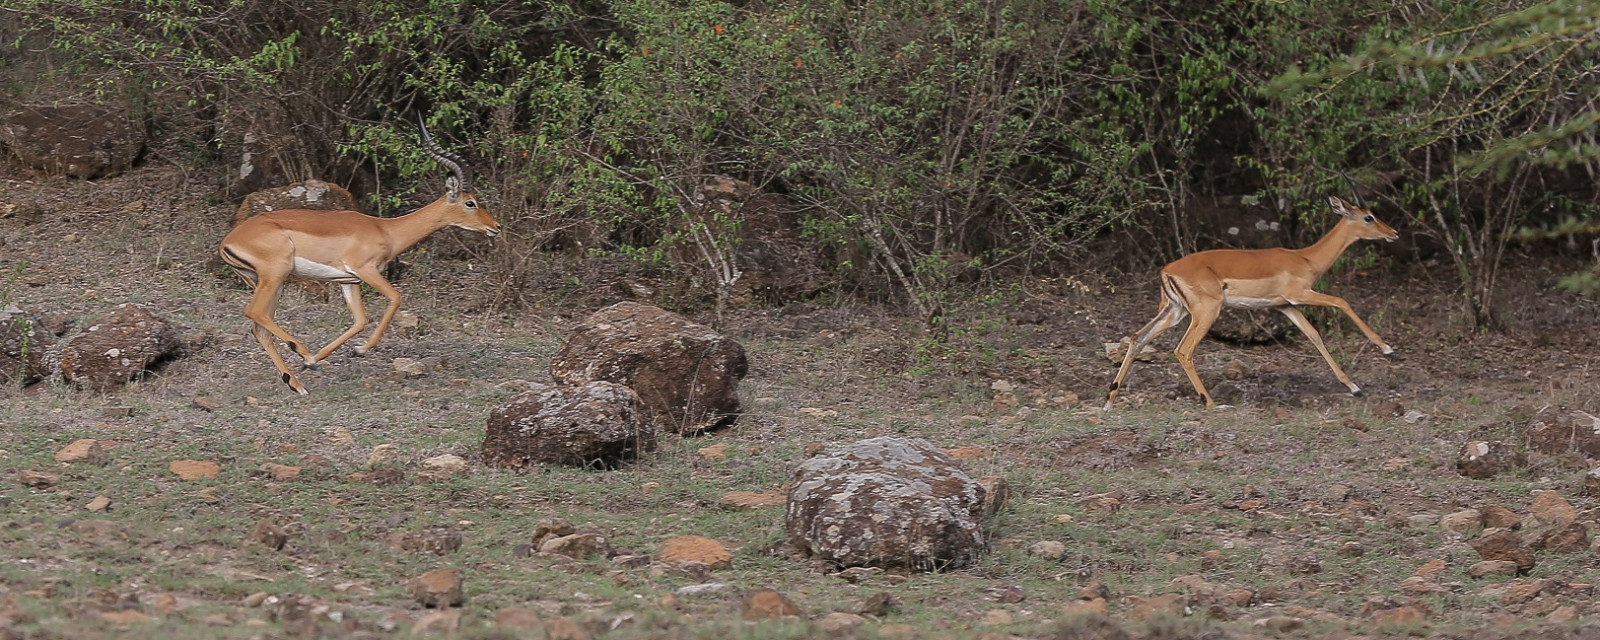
18, 469, 59, 488
1534, 522, 1589, 553
1467, 560, 1520, 579
366, 444, 403, 468
856, 591, 898, 616
543, 617, 592, 640
1480, 505, 1520, 529
740, 588, 802, 620
408, 568, 464, 608
1529, 490, 1577, 527
1456, 441, 1523, 479
1029, 540, 1066, 560
979, 609, 1013, 626
192, 396, 219, 412
675, 582, 728, 596
1064, 598, 1109, 617
101, 406, 132, 419
1128, 593, 1188, 620
1499, 582, 1541, 605
1401, 409, 1431, 424
1221, 589, 1254, 607
1469, 529, 1535, 574
262, 464, 300, 482
250, 519, 288, 550
531, 518, 576, 546
392, 357, 426, 377
85, 495, 111, 512
540, 532, 611, 559
1406, 513, 1438, 528
1253, 616, 1303, 632
1439, 509, 1482, 535
990, 585, 1026, 603
697, 443, 731, 462
327, 428, 356, 446
169, 460, 221, 480
417, 454, 468, 481
411, 609, 461, 635
55, 439, 109, 465
1078, 582, 1111, 601
814, 612, 867, 637
493, 607, 544, 630
1414, 559, 1446, 579
1546, 605, 1580, 623
1586, 467, 1600, 497
1338, 541, 1365, 557
659, 535, 731, 570
1399, 576, 1446, 594
242, 592, 271, 607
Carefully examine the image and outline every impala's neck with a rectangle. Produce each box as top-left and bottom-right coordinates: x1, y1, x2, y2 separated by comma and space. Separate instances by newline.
376, 195, 457, 257
1291, 217, 1365, 278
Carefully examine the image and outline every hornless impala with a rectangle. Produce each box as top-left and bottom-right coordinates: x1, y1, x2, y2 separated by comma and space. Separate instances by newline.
218, 121, 499, 394
1103, 194, 1398, 411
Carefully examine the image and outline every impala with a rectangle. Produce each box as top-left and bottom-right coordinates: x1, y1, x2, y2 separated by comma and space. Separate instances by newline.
218, 120, 498, 394
1103, 194, 1398, 411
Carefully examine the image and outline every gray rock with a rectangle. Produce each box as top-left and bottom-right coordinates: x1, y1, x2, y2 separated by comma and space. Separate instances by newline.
549, 302, 747, 434
482, 381, 655, 468
786, 437, 988, 570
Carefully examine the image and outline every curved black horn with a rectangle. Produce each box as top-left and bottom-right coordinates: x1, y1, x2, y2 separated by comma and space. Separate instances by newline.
1336, 169, 1367, 209
418, 115, 473, 191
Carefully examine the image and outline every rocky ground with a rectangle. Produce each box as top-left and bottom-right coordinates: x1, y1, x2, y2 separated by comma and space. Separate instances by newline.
1, 162, 1599, 640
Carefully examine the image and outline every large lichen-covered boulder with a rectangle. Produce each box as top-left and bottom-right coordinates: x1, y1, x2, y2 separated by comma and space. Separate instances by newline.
0, 304, 57, 385
50, 304, 181, 391
786, 437, 989, 570
234, 179, 358, 224
0, 105, 145, 179
482, 381, 656, 468
549, 302, 747, 434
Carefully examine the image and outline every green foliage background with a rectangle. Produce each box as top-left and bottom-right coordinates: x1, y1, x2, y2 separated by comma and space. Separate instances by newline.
6, 0, 1600, 322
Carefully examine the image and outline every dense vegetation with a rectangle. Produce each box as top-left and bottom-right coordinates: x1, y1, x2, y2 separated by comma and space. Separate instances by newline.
5, 0, 1600, 324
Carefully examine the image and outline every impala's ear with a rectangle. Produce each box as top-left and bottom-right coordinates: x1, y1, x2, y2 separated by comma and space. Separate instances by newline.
1327, 195, 1353, 217
445, 175, 462, 200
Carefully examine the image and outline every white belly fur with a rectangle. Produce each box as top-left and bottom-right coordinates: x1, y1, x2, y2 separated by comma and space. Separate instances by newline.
292, 257, 360, 282
1222, 295, 1283, 310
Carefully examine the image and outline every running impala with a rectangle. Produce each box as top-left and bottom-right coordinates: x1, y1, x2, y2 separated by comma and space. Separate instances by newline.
218, 120, 498, 394
1104, 192, 1398, 410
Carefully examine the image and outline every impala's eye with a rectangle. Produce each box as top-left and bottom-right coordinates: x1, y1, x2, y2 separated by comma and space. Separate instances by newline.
1363, 215, 1375, 223
465, 200, 477, 209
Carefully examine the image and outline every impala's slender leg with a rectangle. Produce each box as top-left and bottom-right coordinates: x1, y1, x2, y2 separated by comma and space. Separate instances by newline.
1284, 290, 1395, 354
1171, 283, 1224, 409
1278, 306, 1362, 395
346, 265, 403, 355
237, 271, 311, 395
310, 283, 369, 364
224, 245, 316, 364
1104, 293, 1189, 411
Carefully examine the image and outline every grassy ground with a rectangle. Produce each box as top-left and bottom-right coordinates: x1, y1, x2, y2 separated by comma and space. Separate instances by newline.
2, 166, 1598, 639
